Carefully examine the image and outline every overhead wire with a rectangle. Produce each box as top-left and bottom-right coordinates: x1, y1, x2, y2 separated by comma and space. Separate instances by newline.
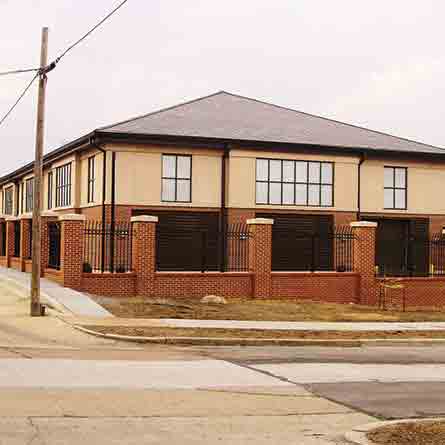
0, 0, 130, 130
0, 73, 39, 128
0, 68, 40, 77
54, 0, 129, 64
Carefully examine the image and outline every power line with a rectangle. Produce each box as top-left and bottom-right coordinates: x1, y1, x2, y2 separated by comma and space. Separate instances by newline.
0, 73, 39, 128
0, 68, 39, 77
54, 0, 129, 64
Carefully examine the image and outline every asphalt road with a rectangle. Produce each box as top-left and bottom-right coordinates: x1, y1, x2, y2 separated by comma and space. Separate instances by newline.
2, 334, 445, 443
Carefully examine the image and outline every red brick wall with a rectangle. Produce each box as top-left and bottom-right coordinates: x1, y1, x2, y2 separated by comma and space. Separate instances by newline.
271, 272, 359, 303
9, 257, 21, 271
23, 259, 32, 273
60, 219, 84, 289
248, 222, 272, 298
335, 212, 358, 227
378, 277, 445, 308
132, 219, 156, 297
155, 272, 253, 298
352, 223, 379, 305
44, 268, 63, 284
81, 273, 136, 297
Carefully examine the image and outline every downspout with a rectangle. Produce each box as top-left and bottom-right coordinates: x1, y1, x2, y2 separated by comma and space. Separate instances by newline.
220, 144, 229, 271
110, 151, 116, 273
90, 136, 107, 272
357, 154, 365, 221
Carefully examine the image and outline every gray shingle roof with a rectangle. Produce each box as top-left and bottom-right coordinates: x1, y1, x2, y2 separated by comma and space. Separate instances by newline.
101, 91, 445, 155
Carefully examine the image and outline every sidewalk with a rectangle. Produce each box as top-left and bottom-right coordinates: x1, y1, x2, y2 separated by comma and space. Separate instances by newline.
66, 316, 445, 332
0, 267, 111, 317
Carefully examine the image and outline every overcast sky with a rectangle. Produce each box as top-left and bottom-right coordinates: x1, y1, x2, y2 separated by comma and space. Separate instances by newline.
1, 0, 444, 176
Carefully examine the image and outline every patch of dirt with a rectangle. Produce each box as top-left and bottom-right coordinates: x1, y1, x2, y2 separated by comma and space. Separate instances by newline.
367, 420, 445, 445
84, 326, 445, 340
95, 297, 445, 322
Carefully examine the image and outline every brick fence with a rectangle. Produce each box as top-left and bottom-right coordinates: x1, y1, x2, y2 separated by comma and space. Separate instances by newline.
0, 214, 443, 307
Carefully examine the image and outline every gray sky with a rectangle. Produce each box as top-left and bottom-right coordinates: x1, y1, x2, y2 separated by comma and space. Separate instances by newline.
1, 0, 444, 176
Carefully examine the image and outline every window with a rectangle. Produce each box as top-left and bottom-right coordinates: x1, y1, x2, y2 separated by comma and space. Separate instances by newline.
55, 163, 72, 207
47, 171, 53, 209
161, 154, 192, 202
256, 159, 333, 206
87, 156, 95, 203
25, 178, 34, 213
384, 166, 407, 210
4, 187, 13, 215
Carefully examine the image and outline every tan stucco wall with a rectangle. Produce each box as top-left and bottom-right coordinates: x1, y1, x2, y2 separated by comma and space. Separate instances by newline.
227, 149, 359, 211
110, 144, 222, 207
361, 159, 445, 215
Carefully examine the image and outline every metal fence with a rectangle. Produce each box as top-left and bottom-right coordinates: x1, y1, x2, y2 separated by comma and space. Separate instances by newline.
156, 223, 252, 272
83, 221, 133, 273
48, 222, 61, 269
376, 233, 445, 277
271, 226, 355, 272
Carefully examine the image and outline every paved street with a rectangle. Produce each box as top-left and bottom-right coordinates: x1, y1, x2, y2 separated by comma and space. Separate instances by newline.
1, 283, 445, 444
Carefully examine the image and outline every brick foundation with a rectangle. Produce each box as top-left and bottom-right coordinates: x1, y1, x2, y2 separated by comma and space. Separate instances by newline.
155, 272, 253, 298
9, 257, 21, 271
378, 277, 445, 308
81, 273, 137, 297
271, 272, 359, 303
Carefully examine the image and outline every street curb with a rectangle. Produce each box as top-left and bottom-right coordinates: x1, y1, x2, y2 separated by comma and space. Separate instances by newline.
71, 325, 445, 347
344, 418, 445, 444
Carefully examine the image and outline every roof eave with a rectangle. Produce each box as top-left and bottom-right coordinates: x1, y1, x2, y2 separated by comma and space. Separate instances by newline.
0, 132, 94, 186
97, 131, 445, 160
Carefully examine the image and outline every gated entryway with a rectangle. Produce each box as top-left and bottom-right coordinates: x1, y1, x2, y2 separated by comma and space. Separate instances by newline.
133, 210, 221, 271
370, 217, 429, 276
256, 213, 335, 271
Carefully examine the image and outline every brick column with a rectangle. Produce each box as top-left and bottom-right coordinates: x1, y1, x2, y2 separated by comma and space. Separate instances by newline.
5, 216, 18, 268
60, 214, 86, 289
131, 215, 158, 297
247, 218, 273, 298
19, 213, 32, 271
41, 211, 58, 275
351, 221, 378, 305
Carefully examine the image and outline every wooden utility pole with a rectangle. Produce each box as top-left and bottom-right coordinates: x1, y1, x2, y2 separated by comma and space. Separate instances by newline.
30, 27, 49, 316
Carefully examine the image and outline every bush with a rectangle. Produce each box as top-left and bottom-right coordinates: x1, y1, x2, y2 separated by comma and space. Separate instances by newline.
115, 264, 127, 273
82, 262, 93, 273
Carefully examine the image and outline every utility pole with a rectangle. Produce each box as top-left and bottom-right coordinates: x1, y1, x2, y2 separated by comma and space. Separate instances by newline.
30, 27, 49, 317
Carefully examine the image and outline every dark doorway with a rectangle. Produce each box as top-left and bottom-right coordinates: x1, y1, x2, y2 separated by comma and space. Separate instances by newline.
132, 210, 220, 271
256, 213, 334, 271
370, 217, 429, 276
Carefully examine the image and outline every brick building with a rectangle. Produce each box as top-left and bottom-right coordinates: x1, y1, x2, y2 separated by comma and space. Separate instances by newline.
1, 91, 445, 277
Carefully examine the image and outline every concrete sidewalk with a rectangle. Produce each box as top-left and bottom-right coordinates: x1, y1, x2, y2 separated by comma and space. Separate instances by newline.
70, 316, 445, 332
0, 267, 111, 317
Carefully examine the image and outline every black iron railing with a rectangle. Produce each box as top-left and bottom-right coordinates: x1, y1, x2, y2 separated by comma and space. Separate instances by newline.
13, 221, 20, 258
83, 221, 133, 273
271, 226, 355, 272
376, 233, 445, 277
48, 222, 61, 269
156, 223, 252, 272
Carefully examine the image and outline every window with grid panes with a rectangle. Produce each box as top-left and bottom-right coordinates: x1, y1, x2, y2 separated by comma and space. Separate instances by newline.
256, 159, 333, 206
4, 187, 13, 215
55, 163, 72, 207
384, 166, 407, 209
161, 154, 192, 202
25, 178, 34, 212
